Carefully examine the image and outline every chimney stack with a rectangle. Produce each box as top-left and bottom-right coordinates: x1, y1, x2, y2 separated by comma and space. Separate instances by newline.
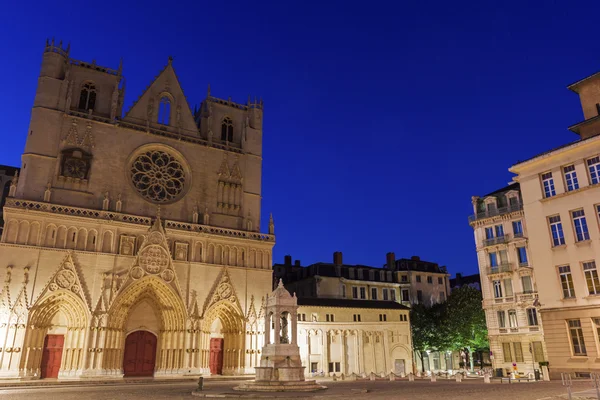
284, 255, 292, 266
386, 252, 396, 270
333, 251, 343, 266
294, 260, 301, 267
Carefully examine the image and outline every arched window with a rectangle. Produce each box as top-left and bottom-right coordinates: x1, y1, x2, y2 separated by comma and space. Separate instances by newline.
78, 82, 97, 111
158, 96, 171, 125
221, 117, 233, 142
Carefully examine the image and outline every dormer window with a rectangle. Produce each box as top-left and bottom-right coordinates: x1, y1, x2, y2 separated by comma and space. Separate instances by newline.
158, 96, 171, 125
221, 117, 233, 142
78, 82, 97, 111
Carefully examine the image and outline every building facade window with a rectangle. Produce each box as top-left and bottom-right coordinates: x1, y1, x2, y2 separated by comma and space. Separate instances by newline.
513, 342, 524, 362
379, 314, 387, 322
325, 314, 335, 322
78, 82, 97, 111
521, 275, 533, 293
341, 285, 346, 298
503, 279, 514, 297
588, 156, 600, 185
427, 276, 433, 284
527, 308, 538, 326
541, 172, 556, 198
508, 310, 518, 328
221, 117, 234, 142
352, 287, 358, 299
493, 280, 503, 298
353, 314, 361, 322
401, 275, 408, 283
513, 220, 523, 237
583, 261, 600, 295
371, 288, 378, 300
502, 342, 512, 362
416, 290, 423, 303
563, 165, 579, 191
568, 319, 587, 356
495, 224, 504, 237
559, 266, 575, 298
517, 247, 528, 266
572, 209, 590, 242
532, 341, 545, 362
390, 289, 396, 301
401, 289, 410, 302
489, 252, 498, 267
383, 288, 389, 301
485, 227, 494, 239
498, 311, 506, 328
359, 287, 366, 299
549, 215, 565, 246
158, 96, 171, 125
416, 275, 421, 283
438, 277, 443, 284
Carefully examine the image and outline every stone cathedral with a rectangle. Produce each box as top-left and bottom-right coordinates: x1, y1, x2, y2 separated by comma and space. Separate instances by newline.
0, 40, 275, 379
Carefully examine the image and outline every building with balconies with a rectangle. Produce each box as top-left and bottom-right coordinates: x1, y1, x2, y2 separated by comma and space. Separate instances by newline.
469, 183, 547, 376
509, 69, 600, 378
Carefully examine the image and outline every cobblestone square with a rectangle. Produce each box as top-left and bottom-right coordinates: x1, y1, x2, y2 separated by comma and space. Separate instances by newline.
1, 379, 599, 400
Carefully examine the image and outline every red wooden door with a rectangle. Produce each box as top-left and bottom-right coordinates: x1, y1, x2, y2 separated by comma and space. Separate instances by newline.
209, 338, 224, 375
40, 335, 64, 379
123, 330, 157, 377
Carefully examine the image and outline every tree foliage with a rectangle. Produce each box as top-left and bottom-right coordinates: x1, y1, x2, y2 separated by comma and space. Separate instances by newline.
445, 286, 488, 353
410, 286, 489, 371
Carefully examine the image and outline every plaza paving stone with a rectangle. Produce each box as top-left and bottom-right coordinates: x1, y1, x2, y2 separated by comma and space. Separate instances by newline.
0, 379, 598, 400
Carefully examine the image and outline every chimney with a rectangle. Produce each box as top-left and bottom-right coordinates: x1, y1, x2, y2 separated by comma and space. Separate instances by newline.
386, 252, 396, 270
411, 256, 420, 261
294, 260, 301, 267
333, 251, 343, 266
284, 255, 292, 266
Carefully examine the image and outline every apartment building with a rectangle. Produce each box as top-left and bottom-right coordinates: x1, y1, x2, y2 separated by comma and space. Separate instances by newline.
469, 184, 546, 376
509, 69, 600, 378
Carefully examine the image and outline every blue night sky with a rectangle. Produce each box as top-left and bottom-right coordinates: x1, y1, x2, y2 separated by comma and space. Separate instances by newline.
0, 1, 596, 276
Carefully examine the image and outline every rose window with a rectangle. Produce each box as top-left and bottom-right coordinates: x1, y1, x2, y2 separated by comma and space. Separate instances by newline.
130, 150, 185, 203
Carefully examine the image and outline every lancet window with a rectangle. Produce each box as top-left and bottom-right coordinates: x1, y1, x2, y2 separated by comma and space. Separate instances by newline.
158, 96, 171, 125
78, 82, 97, 111
221, 117, 233, 142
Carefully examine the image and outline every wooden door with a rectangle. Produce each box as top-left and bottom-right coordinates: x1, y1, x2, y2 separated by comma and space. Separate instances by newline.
40, 335, 64, 379
123, 330, 157, 377
209, 338, 224, 375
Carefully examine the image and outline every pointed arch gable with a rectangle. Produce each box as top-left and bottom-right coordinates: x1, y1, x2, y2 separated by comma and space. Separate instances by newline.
107, 276, 186, 331
33, 253, 91, 311
201, 267, 243, 318
28, 289, 89, 329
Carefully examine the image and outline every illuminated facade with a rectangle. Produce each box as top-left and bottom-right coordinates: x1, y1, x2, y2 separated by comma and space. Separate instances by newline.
0, 40, 274, 379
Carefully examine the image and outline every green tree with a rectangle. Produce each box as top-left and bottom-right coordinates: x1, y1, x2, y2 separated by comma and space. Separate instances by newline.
445, 286, 489, 371
410, 302, 453, 372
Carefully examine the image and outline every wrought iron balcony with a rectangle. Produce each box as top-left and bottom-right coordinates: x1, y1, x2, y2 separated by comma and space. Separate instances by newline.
469, 203, 523, 223
483, 235, 509, 247
488, 263, 513, 275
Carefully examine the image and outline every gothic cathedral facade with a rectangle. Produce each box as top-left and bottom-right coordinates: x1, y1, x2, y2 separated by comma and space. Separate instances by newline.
0, 40, 274, 379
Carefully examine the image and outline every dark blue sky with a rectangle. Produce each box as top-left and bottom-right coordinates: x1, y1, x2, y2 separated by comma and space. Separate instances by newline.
1, 2, 596, 275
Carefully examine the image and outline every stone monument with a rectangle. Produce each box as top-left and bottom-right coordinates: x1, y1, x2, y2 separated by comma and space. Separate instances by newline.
235, 280, 326, 392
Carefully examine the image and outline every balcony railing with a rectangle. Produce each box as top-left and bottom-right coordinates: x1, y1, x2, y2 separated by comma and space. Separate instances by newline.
516, 291, 537, 302
469, 203, 523, 223
488, 263, 513, 275
483, 235, 509, 247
